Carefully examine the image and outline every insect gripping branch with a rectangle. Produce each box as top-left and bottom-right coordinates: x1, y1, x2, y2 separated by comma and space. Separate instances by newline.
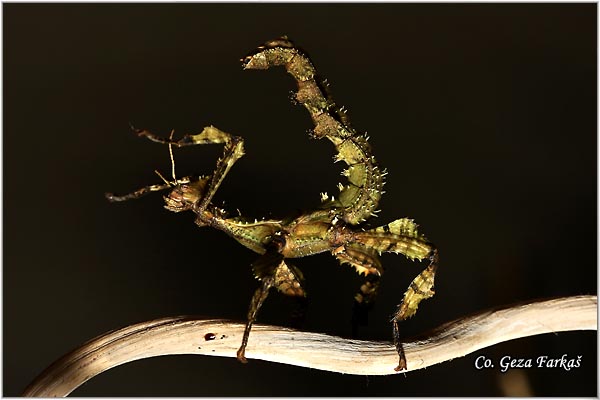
106, 37, 438, 372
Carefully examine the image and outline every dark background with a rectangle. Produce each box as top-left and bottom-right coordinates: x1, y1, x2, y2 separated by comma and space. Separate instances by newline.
4, 3, 597, 396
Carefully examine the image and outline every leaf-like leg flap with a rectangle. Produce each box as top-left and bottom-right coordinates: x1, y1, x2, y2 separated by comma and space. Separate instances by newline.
391, 247, 439, 371
240, 253, 306, 362
251, 249, 284, 281
334, 243, 383, 277
253, 251, 305, 298
273, 260, 306, 297
354, 218, 433, 261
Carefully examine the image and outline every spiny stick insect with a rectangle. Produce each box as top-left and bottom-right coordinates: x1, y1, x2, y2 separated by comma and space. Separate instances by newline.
106, 37, 438, 371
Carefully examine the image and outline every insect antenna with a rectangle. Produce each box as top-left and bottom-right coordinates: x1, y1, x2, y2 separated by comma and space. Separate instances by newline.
154, 169, 171, 186
153, 129, 178, 186
168, 129, 177, 183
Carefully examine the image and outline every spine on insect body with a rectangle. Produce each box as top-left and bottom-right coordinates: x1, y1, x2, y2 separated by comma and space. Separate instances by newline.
196, 208, 283, 255
242, 37, 385, 225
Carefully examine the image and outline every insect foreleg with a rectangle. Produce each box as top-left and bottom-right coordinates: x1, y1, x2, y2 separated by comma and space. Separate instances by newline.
392, 248, 438, 371
105, 177, 192, 202
133, 125, 233, 148
195, 134, 244, 213
334, 242, 384, 276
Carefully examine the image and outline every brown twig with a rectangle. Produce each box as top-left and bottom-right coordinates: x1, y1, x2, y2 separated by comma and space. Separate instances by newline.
23, 295, 597, 397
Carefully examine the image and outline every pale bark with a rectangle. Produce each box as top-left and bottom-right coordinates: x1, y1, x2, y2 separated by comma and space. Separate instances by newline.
23, 295, 597, 397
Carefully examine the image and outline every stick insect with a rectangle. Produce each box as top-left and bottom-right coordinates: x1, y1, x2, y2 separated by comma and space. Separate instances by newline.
107, 37, 438, 371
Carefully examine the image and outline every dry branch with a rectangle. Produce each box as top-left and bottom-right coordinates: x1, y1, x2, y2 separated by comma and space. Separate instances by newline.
23, 295, 597, 397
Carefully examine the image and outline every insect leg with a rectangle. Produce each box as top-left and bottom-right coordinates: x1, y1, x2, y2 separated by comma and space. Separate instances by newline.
392, 248, 438, 371
351, 219, 438, 370
194, 133, 244, 213
237, 277, 274, 363
332, 243, 383, 336
334, 242, 384, 277
238, 251, 306, 362
243, 38, 385, 225
105, 177, 192, 202
133, 125, 234, 148
273, 259, 307, 329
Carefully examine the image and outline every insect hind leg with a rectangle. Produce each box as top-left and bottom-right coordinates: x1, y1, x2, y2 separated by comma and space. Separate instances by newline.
392, 247, 438, 371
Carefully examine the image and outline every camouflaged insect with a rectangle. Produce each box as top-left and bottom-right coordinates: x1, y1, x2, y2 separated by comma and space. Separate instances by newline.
107, 37, 438, 372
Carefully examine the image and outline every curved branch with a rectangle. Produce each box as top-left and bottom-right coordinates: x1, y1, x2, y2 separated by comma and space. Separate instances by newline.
24, 295, 597, 397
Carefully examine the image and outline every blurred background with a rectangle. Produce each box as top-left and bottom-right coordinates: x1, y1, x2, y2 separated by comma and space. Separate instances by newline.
4, 3, 596, 396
